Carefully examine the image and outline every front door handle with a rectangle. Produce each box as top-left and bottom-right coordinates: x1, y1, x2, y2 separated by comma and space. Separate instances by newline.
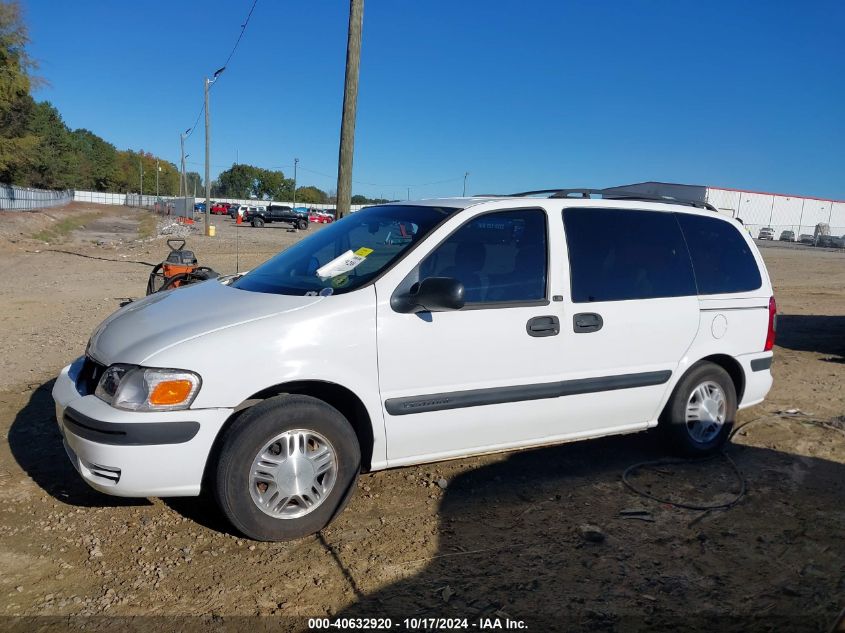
526, 315, 560, 337
573, 312, 603, 333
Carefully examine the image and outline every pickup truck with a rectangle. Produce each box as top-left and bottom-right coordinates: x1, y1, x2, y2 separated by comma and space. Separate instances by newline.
248, 205, 309, 230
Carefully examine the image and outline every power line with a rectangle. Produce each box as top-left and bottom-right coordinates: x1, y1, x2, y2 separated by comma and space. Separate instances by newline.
183, 0, 260, 142
294, 164, 464, 189
223, 0, 260, 70
183, 156, 466, 192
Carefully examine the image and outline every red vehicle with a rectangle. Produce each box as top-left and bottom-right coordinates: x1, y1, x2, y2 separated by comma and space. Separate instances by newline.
210, 202, 230, 215
308, 211, 333, 224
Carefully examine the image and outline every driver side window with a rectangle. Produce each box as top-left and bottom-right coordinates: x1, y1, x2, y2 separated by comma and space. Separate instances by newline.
419, 208, 548, 304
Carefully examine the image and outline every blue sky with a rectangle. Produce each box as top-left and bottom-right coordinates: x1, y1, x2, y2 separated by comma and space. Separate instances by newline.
23, 0, 845, 200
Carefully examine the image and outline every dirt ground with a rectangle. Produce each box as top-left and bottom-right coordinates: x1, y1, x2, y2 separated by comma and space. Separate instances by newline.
0, 203, 843, 632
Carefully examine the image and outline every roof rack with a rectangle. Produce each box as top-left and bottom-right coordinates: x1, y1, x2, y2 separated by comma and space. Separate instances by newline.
507, 187, 718, 212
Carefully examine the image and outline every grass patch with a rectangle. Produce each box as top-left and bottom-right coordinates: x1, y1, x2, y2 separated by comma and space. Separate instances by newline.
136, 211, 158, 240
31, 212, 103, 243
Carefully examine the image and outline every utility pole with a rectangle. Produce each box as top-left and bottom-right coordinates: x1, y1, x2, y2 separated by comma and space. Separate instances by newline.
180, 128, 190, 197
139, 156, 144, 199
463, 171, 469, 196
335, 0, 364, 219
293, 157, 299, 208
205, 67, 225, 236
155, 159, 160, 197
407, 187, 410, 200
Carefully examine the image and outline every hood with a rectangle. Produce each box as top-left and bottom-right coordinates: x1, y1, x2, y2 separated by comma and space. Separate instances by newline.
88, 280, 321, 365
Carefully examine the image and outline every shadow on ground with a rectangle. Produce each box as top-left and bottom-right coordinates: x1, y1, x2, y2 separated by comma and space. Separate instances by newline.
338, 435, 845, 632
8, 377, 236, 531
776, 314, 845, 360
8, 379, 149, 508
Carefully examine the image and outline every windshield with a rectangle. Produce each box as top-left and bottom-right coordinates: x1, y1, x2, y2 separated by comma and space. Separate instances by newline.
232, 204, 458, 296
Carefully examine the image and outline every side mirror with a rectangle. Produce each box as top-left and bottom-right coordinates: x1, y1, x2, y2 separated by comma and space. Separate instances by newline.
391, 277, 465, 314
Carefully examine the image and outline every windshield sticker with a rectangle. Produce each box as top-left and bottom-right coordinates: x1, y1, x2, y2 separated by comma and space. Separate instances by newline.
354, 246, 374, 257
315, 248, 371, 280
331, 275, 349, 289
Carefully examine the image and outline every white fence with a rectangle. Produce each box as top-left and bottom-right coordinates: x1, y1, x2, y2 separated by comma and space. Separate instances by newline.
72, 190, 367, 213
74, 190, 127, 205
0, 184, 73, 211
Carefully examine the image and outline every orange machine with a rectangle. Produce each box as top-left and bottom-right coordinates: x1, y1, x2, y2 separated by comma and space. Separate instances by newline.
146, 239, 217, 295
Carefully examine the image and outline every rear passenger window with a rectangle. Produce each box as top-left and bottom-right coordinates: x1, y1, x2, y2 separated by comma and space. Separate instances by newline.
420, 209, 547, 304
675, 213, 762, 294
563, 208, 696, 302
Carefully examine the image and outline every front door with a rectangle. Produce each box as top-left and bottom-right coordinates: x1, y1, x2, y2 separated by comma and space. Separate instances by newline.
376, 206, 575, 465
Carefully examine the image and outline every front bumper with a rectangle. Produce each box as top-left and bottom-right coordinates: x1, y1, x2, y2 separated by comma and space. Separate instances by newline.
52, 362, 234, 497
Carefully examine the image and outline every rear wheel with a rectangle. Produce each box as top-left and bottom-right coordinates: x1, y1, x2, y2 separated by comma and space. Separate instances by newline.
298, 219, 309, 230
252, 217, 265, 228
214, 395, 360, 541
660, 361, 736, 456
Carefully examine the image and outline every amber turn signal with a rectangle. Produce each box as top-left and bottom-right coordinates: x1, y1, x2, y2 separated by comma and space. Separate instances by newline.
149, 380, 194, 406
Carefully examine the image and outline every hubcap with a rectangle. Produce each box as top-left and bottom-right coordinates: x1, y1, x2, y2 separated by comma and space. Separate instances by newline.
249, 429, 337, 519
685, 381, 727, 444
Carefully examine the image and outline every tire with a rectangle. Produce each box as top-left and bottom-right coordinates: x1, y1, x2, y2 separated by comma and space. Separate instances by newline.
660, 361, 736, 456
214, 395, 361, 541
298, 219, 309, 230
252, 217, 265, 228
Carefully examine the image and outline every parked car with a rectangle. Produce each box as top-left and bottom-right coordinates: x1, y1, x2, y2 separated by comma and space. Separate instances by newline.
239, 206, 264, 222
52, 194, 775, 541
292, 207, 310, 216
229, 205, 247, 220
210, 203, 230, 215
816, 234, 845, 248
309, 211, 333, 224
779, 230, 795, 242
248, 205, 309, 230
758, 227, 775, 240
799, 234, 815, 244
194, 202, 206, 213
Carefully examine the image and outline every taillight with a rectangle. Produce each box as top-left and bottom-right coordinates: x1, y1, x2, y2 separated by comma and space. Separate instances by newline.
764, 296, 777, 351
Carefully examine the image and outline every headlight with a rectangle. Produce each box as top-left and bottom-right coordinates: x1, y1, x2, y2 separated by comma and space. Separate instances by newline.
94, 365, 201, 411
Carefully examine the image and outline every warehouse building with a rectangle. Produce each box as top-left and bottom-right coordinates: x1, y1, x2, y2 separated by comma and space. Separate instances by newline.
604, 181, 845, 239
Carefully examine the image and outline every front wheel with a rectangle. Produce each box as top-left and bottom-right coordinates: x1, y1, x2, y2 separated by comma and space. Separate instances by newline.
298, 219, 309, 230
214, 395, 361, 541
252, 217, 265, 228
660, 361, 736, 456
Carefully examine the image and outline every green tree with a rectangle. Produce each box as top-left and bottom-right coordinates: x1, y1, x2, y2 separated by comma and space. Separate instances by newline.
13, 100, 77, 189
216, 163, 260, 198
296, 186, 328, 204
351, 194, 389, 205
215, 163, 294, 200
71, 128, 118, 191
185, 171, 203, 196
257, 168, 293, 200
0, 1, 38, 181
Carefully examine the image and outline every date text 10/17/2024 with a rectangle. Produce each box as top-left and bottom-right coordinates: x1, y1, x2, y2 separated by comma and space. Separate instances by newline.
308, 617, 529, 630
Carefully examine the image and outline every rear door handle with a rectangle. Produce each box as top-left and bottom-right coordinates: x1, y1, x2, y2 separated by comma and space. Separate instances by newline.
573, 312, 603, 333
526, 316, 560, 337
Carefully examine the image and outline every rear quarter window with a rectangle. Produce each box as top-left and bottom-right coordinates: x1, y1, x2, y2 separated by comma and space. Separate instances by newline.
675, 213, 762, 294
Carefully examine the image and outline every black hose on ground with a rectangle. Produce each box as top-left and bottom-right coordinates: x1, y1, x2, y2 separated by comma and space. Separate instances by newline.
622, 452, 746, 512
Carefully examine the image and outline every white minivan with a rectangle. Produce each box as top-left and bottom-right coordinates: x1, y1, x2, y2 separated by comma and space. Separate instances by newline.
52, 191, 776, 541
